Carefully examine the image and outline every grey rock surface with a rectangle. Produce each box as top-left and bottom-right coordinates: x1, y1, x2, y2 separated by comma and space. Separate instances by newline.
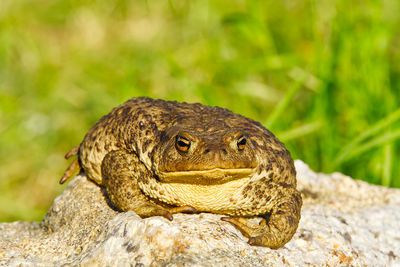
1, 160, 400, 266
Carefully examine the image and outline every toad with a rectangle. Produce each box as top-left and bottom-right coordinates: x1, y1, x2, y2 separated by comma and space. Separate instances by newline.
61, 97, 302, 249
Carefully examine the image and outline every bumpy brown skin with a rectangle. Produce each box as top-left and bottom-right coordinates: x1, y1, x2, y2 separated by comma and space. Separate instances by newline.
62, 97, 302, 249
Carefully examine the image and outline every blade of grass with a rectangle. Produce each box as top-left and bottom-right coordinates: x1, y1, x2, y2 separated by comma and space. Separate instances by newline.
277, 120, 324, 142
382, 143, 393, 187
333, 108, 400, 167
341, 129, 400, 163
265, 74, 306, 129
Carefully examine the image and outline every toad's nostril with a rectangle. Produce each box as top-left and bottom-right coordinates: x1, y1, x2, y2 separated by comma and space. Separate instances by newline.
221, 148, 227, 155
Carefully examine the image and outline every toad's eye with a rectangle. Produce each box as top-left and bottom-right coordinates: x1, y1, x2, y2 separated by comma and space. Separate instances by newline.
175, 135, 191, 152
237, 134, 247, 150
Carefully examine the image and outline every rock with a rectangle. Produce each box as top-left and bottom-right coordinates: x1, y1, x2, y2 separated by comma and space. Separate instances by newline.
1, 160, 400, 266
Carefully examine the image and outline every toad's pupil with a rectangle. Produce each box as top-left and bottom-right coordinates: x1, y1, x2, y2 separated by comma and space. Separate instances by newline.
176, 136, 190, 151
237, 135, 246, 150
178, 140, 189, 147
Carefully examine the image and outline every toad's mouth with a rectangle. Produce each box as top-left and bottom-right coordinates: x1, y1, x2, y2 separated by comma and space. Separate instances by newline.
156, 168, 256, 185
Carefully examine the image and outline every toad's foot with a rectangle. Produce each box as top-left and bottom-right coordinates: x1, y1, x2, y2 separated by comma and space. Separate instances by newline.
221, 216, 279, 247
158, 205, 198, 221
59, 145, 81, 184
222, 187, 302, 249
130, 203, 197, 221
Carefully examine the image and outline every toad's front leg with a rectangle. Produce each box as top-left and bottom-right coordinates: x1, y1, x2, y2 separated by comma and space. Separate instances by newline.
222, 183, 302, 249
101, 150, 196, 221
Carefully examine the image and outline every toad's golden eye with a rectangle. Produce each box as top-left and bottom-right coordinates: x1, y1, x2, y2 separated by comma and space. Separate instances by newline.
175, 135, 191, 152
237, 134, 247, 150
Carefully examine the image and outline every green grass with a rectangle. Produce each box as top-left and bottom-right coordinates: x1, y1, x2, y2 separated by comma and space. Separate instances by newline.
1, 0, 399, 222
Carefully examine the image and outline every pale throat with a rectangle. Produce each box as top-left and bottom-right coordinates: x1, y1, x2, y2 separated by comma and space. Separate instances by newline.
138, 174, 253, 214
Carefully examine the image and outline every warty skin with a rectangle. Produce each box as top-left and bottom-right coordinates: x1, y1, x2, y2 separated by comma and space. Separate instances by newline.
61, 97, 302, 249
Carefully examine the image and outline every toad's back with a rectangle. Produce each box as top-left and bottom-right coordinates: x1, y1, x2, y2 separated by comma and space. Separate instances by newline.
78, 97, 288, 185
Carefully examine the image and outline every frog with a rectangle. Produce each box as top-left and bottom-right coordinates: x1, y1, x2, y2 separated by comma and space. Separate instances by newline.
60, 97, 302, 249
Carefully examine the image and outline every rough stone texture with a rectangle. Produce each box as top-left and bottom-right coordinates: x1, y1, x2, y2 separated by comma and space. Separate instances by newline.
1, 160, 400, 266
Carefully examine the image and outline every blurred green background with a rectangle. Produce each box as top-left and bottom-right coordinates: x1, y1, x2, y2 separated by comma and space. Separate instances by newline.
1, 0, 400, 222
